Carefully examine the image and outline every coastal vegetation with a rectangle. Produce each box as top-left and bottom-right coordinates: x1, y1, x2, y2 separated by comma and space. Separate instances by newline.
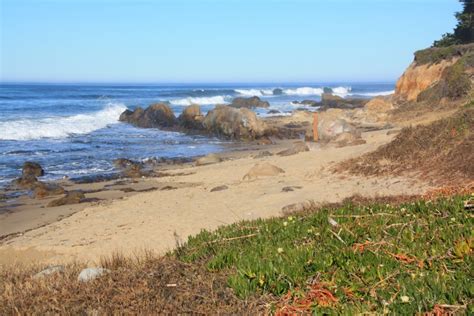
433, 0, 473, 47
1, 193, 472, 314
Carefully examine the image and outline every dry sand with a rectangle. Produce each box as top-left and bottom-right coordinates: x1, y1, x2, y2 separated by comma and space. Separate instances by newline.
0, 129, 431, 266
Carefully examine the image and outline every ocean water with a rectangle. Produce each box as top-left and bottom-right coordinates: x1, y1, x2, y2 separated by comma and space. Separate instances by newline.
0, 83, 394, 186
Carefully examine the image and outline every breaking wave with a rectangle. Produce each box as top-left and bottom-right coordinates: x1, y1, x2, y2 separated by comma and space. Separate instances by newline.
0, 103, 127, 141
170, 95, 229, 106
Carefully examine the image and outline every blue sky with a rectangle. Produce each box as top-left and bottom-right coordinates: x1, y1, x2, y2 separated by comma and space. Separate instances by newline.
0, 0, 461, 83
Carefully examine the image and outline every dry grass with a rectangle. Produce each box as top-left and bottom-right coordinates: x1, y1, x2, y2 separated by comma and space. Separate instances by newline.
336, 106, 474, 185
0, 253, 265, 315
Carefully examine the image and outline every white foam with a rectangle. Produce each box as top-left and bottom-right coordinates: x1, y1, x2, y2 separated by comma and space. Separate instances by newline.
332, 86, 352, 97
235, 89, 274, 97
355, 90, 395, 97
283, 87, 324, 96
170, 95, 228, 106
0, 103, 127, 141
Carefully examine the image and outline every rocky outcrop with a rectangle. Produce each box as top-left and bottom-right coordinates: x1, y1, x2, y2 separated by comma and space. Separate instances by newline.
277, 141, 309, 156
113, 158, 152, 178
202, 105, 270, 140
32, 182, 65, 199
395, 59, 458, 102
178, 104, 204, 129
351, 96, 395, 124
119, 103, 176, 128
230, 96, 270, 108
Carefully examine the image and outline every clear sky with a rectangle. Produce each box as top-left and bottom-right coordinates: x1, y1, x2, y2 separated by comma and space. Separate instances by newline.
0, 0, 461, 83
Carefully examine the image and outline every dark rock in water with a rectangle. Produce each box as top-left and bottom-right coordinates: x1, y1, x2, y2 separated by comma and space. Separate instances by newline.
210, 185, 228, 192
273, 88, 283, 95
178, 104, 204, 130
202, 105, 270, 140
323, 87, 333, 94
22, 162, 44, 177
267, 109, 281, 114
320, 93, 367, 109
119, 103, 176, 128
47, 191, 85, 207
32, 182, 65, 199
230, 96, 270, 108
113, 158, 138, 170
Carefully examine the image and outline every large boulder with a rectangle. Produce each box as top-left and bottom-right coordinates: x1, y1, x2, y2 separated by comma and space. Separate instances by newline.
318, 109, 360, 142
202, 105, 269, 140
119, 103, 176, 128
230, 96, 270, 108
178, 104, 204, 130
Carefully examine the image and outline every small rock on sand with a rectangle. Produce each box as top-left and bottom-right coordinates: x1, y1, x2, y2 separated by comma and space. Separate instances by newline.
243, 162, 285, 180
77, 267, 111, 282
253, 151, 273, 159
195, 154, 222, 166
281, 200, 315, 215
47, 191, 85, 207
210, 185, 228, 192
277, 142, 309, 156
282, 186, 302, 192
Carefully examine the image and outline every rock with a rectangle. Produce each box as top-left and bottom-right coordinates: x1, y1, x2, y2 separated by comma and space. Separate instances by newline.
32, 182, 65, 199
282, 186, 302, 192
210, 185, 228, 192
11, 175, 39, 190
243, 162, 285, 180
257, 137, 273, 145
323, 87, 333, 94
202, 105, 270, 140
277, 142, 309, 156
77, 267, 111, 282
22, 162, 44, 177
281, 200, 315, 215
273, 88, 283, 95
362, 97, 394, 122
195, 153, 222, 166
267, 109, 281, 114
119, 103, 176, 128
334, 132, 367, 147
47, 191, 85, 207
320, 93, 367, 109
318, 109, 360, 142
113, 158, 149, 178
33, 265, 65, 279
395, 58, 457, 101
298, 100, 319, 106
253, 151, 273, 158
230, 96, 270, 108
178, 104, 204, 129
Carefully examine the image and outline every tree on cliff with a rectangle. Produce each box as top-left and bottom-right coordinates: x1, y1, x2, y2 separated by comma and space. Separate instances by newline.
433, 0, 473, 47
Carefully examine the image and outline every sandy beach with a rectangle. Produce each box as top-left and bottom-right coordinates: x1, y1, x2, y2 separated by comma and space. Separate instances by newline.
0, 127, 431, 266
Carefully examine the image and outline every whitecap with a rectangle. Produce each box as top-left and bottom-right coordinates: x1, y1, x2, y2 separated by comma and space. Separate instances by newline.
170, 95, 229, 106
283, 87, 324, 96
0, 103, 127, 141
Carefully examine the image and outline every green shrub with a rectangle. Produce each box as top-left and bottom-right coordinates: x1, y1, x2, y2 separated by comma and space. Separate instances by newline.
177, 196, 473, 314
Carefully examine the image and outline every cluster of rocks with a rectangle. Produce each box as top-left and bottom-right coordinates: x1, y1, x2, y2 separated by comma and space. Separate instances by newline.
9, 162, 86, 207
292, 93, 368, 110
119, 96, 273, 140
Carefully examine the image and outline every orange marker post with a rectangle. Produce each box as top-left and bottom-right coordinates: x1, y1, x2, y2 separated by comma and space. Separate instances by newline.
312, 112, 318, 142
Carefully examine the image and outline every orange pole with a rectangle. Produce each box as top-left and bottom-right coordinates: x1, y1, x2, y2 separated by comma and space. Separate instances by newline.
312, 112, 318, 142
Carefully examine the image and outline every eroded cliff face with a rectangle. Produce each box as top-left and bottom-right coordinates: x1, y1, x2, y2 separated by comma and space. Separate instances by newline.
395, 58, 459, 102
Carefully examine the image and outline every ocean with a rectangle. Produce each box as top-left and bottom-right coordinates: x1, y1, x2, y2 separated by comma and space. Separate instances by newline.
0, 83, 394, 186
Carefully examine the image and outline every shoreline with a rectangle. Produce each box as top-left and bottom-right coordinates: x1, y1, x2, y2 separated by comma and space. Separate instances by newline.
0, 124, 433, 267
